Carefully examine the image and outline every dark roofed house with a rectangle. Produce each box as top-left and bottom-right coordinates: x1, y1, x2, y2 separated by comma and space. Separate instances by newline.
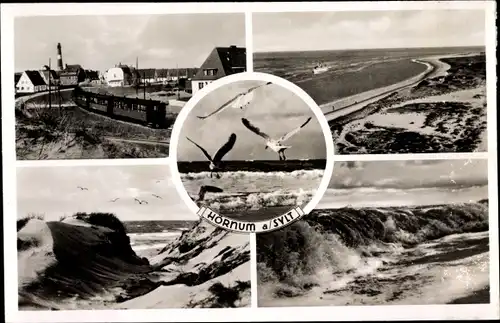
38, 67, 59, 88
155, 68, 170, 83
16, 70, 48, 93
191, 45, 246, 94
85, 70, 100, 82
138, 68, 156, 83
59, 64, 87, 86
15, 72, 22, 91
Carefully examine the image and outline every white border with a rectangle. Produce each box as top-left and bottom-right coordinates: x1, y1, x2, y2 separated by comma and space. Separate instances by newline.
2, 1, 498, 322
168, 72, 335, 232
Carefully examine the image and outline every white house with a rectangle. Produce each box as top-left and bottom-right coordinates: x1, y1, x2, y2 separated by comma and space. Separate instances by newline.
16, 70, 48, 94
105, 65, 139, 87
105, 67, 127, 87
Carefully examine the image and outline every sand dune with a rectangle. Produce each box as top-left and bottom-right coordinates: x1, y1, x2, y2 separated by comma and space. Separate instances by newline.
18, 214, 250, 310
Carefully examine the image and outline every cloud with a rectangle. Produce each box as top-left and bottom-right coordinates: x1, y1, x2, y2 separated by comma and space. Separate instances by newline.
14, 13, 245, 72
253, 10, 485, 52
329, 159, 488, 189
16, 165, 195, 222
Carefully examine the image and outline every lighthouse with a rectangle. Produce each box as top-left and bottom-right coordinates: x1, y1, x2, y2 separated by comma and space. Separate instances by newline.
57, 42, 64, 71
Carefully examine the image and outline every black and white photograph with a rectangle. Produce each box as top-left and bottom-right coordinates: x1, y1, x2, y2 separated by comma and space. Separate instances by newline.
17, 164, 251, 310
14, 13, 246, 160
253, 9, 487, 154
174, 79, 329, 223
257, 159, 490, 306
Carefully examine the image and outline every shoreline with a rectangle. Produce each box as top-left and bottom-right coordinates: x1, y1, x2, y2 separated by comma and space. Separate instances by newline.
322, 52, 482, 121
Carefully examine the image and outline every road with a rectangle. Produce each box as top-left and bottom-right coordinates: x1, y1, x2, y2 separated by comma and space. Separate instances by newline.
15, 88, 74, 104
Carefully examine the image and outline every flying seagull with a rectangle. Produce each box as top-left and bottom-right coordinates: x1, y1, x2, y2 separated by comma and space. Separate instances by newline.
152, 194, 162, 199
194, 185, 224, 203
77, 186, 88, 191
196, 82, 273, 120
241, 117, 312, 161
186, 133, 237, 178
134, 198, 148, 205
109, 198, 120, 202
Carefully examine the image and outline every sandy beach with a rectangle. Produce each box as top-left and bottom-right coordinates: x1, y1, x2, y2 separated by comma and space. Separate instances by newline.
328, 52, 487, 154
323, 52, 483, 121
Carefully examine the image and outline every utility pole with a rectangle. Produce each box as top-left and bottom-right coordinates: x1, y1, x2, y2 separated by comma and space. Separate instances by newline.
58, 75, 62, 114
48, 58, 52, 109
177, 64, 180, 100
143, 71, 146, 100
136, 56, 139, 96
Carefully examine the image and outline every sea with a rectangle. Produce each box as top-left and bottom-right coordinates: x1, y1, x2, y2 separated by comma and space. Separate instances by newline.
257, 182, 490, 306
254, 46, 485, 105
179, 160, 326, 222
125, 220, 196, 258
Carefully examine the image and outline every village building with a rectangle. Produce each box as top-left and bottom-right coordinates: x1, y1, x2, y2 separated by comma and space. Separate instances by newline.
84, 70, 100, 83
38, 66, 59, 90
191, 45, 246, 94
15, 73, 22, 92
105, 64, 140, 87
138, 68, 157, 84
155, 69, 170, 83
16, 70, 48, 94
59, 64, 86, 86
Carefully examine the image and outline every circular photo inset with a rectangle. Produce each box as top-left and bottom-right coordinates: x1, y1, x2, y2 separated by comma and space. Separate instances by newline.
170, 72, 334, 233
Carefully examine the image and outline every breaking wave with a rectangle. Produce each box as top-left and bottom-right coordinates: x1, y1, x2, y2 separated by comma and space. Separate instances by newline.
181, 169, 324, 181
257, 201, 488, 297
202, 188, 316, 212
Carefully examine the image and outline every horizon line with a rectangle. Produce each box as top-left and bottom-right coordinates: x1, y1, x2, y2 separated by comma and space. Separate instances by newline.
253, 44, 486, 54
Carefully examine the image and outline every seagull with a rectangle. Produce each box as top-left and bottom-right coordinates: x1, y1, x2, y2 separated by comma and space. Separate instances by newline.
194, 185, 224, 203
186, 133, 237, 178
134, 198, 148, 205
241, 117, 312, 161
152, 194, 162, 199
196, 82, 273, 120
109, 198, 120, 202
77, 186, 88, 191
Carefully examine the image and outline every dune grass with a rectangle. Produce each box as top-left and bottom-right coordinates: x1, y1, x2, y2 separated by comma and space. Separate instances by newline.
17, 213, 45, 232
74, 212, 128, 235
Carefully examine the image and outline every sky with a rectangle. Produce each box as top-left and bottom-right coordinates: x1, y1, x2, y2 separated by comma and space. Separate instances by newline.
317, 159, 489, 209
253, 10, 486, 52
16, 165, 196, 222
176, 80, 327, 161
14, 13, 245, 73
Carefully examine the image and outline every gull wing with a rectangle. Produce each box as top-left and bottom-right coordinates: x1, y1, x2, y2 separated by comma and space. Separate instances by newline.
244, 81, 272, 94
279, 117, 312, 142
186, 137, 213, 162
241, 118, 270, 140
201, 185, 224, 194
198, 185, 223, 201
213, 133, 237, 163
196, 93, 244, 120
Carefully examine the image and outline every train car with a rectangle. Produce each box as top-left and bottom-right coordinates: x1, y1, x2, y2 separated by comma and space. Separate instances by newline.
113, 98, 149, 125
72, 87, 170, 129
88, 94, 109, 114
